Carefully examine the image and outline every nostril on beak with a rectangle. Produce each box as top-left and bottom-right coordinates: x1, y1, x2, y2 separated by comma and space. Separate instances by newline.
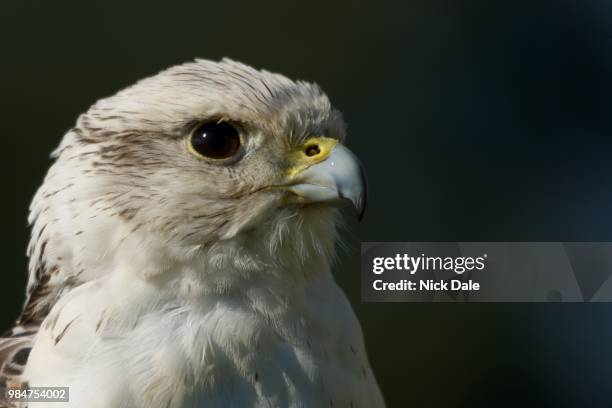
304, 144, 321, 157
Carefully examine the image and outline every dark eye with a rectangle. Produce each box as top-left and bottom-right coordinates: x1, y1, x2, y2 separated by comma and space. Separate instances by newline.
189, 122, 241, 159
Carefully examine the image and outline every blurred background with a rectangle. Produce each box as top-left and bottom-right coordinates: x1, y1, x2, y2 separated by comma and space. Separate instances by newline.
2, 0, 612, 406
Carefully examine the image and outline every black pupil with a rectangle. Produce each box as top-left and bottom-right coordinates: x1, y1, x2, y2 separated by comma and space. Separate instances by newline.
191, 122, 240, 159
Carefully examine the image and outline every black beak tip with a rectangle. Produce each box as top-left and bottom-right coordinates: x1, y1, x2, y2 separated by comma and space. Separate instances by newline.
356, 163, 368, 221
357, 206, 365, 221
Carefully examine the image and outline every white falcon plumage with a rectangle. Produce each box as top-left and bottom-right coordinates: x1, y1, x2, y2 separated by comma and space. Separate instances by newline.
0, 59, 384, 408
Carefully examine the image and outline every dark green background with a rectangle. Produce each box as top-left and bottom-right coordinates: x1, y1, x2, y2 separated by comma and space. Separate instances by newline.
3, 0, 612, 406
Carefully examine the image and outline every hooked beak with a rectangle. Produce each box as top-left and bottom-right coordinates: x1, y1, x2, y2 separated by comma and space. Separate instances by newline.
284, 138, 367, 220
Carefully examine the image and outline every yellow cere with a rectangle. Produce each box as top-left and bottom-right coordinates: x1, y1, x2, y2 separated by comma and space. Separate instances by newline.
285, 137, 338, 178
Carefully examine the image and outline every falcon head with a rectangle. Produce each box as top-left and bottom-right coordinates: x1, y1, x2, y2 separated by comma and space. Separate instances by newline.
28, 59, 366, 288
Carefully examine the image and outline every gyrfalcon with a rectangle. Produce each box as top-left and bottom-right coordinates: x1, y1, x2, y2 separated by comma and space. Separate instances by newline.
0, 59, 384, 407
